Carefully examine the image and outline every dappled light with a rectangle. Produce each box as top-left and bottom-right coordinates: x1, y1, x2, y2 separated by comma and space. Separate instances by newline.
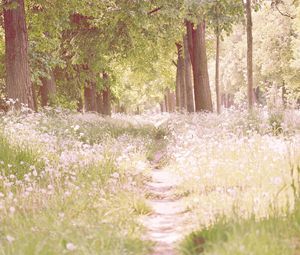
0, 0, 299, 254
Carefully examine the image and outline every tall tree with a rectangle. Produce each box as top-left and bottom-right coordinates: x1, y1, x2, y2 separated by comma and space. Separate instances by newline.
4, 0, 34, 109
246, 0, 254, 109
175, 52, 181, 109
40, 71, 56, 107
96, 91, 104, 114
102, 72, 111, 116
183, 35, 194, 112
84, 82, 97, 112
176, 43, 186, 110
186, 20, 213, 112
206, 0, 244, 113
215, 32, 221, 114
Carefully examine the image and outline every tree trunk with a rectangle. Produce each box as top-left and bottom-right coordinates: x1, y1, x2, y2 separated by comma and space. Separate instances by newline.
96, 91, 104, 114
172, 92, 176, 112
175, 55, 181, 110
77, 97, 83, 112
102, 73, 111, 116
184, 34, 194, 113
168, 90, 176, 112
32, 83, 38, 112
160, 102, 166, 112
164, 94, 169, 112
186, 20, 213, 112
84, 82, 97, 112
4, 0, 34, 109
215, 34, 221, 114
176, 43, 186, 110
40, 72, 56, 107
246, 0, 254, 110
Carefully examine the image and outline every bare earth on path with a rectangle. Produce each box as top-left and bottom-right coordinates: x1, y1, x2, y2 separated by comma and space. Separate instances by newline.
141, 151, 191, 255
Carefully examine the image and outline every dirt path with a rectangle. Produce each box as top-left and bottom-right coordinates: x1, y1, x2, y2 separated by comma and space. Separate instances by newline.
141, 152, 189, 255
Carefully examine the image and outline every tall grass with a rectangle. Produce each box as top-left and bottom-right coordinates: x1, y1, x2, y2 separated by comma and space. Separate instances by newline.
180, 202, 300, 255
164, 110, 300, 254
0, 133, 43, 179
0, 111, 157, 254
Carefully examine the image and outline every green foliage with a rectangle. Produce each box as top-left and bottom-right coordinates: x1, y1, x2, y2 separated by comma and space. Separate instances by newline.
206, 0, 244, 36
1, 0, 299, 110
214, 0, 300, 99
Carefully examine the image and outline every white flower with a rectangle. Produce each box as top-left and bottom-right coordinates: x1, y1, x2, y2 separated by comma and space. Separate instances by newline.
66, 242, 77, 251
6, 235, 15, 243
58, 212, 65, 218
111, 172, 120, 179
47, 184, 54, 190
9, 207, 15, 214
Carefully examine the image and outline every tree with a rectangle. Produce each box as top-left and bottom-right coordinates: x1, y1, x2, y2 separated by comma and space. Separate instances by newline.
3, 0, 34, 109
40, 71, 56, 107
183, 34, 194, 112
186, 20, 213, 112
84, 81, 97, 112
175, 43, 186, 110
246, 0, 254, 109
206, 0, 244, 113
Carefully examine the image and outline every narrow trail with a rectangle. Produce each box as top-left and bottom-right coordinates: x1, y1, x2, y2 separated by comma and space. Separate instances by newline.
141, 151, 190, 255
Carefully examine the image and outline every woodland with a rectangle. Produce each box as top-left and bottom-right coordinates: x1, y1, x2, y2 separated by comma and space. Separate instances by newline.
0, 0, 299, 254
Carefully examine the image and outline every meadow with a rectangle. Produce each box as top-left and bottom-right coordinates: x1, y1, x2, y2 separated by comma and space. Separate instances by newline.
0, 107, 299, 254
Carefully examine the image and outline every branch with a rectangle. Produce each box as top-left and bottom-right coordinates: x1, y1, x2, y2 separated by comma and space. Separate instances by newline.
172, 60, 177, 67
275, 4, 295, 19
147, 7, 162, 15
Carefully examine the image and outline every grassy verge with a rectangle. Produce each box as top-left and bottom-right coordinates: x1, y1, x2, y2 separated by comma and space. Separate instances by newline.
0, 113, 157, 255
0, 155, 152, 255
179, 200, 300, 255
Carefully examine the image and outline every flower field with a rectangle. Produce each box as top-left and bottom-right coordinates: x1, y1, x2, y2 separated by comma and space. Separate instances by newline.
0, 108, 299, 254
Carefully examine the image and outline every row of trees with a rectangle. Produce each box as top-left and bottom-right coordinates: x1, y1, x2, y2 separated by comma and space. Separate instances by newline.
220, 0, 299, 107
1, 0, 299, 114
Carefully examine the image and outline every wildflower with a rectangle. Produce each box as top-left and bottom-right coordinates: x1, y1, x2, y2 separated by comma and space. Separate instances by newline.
58, 212, 65, 218
66, 242, 77, 251
9, 207, 15, 214
6, 235, 15, 243
111, 172, 120, 179
7, 192, 13, 199
64, 191, 71, 197
47, 184, 54, 190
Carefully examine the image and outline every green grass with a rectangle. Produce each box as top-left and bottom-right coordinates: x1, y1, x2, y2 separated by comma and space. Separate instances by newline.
37, 113, 167, 145
0, 113, 159, 255
0, 192, 151, 255
0, 156, 152, 255
179, 204, 300, 255
0, 133, 43, 179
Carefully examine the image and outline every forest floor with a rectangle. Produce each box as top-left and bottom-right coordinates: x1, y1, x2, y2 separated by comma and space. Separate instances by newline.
0, 108, 299, 254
